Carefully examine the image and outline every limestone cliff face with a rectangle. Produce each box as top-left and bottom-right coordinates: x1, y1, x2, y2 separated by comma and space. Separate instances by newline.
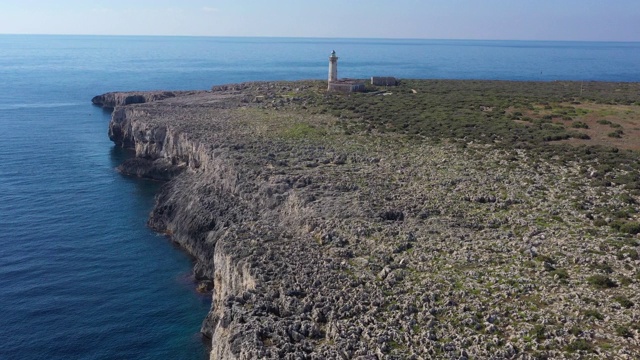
108, 106, 210, 180
108, 105, 232, 269
105, 96, 351, 359
107, 102, 257, 353
208, 241, 257, 360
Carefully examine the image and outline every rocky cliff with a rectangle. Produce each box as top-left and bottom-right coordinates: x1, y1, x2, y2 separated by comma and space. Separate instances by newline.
92, 90, 205, 109
100, 81, 640, 359
104, 89, 373, 358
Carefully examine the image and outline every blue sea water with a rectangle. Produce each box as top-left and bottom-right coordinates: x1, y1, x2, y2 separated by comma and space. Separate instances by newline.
0, 35, 639, 360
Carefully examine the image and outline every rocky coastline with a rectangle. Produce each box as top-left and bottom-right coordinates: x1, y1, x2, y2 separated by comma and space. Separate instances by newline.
92, 90, 205, 109
98, 81, 640, 359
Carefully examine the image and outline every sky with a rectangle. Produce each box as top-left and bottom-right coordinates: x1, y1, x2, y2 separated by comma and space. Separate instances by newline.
0, 0, 638, 41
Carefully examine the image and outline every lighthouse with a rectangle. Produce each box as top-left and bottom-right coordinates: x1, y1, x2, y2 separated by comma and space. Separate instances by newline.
326, 50, 365, 93
328, 50, 338, 89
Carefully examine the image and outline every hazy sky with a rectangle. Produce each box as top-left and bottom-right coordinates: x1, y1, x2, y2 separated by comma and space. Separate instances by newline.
0, 0, 638, 41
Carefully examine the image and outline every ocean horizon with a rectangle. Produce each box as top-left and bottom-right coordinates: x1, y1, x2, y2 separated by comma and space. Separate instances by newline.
1, 35, 640, 359
5, 33, 640, 43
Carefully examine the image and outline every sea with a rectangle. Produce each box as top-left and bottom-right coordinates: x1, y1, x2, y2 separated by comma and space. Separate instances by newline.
0, 35, 639, 360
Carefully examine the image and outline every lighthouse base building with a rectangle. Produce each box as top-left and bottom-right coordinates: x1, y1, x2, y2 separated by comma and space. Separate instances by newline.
328, 79, 366, 93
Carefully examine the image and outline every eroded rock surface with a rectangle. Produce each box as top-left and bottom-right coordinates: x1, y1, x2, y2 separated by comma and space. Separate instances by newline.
92, 90, 205, 109
100, 81, 640, 359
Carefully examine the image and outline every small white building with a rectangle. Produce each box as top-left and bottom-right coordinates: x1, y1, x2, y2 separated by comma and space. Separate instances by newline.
371, 77, 398, 86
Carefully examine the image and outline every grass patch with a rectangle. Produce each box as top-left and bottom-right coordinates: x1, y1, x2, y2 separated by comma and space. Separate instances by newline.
566, 339, 593, 352
282, 123, 327, 140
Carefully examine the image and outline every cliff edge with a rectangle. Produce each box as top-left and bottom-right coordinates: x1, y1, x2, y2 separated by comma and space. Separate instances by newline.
92, 90, 205, 109
100, 80, 640, 359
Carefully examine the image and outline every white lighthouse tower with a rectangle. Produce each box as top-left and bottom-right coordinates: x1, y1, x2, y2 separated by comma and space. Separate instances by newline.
328, 50, 338, 89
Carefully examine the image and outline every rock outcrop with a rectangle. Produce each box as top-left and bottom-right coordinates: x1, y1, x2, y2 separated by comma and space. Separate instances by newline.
99, 81, 640, 359
92, 90, 205, 109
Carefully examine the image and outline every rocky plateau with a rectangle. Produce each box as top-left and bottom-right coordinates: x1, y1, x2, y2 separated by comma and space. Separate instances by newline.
97, 81, 640, 359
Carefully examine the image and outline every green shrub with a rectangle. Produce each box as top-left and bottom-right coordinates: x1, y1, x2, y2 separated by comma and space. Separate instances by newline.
617, 249, 639, 260
566, 339, 593, 352
593, 218, 607, 227
584, 309, 604, 320
618, 194, 637, 204
590, 262, 613, 274
569, 326, 582, 336
619, 276, 633, 286
620, 238, 639, 247
608, 129, 624, 138
621, 222, 640, 234
597, 119, 612, 125
615, 325, 632, 338
530, 324, 546, 340
535, 254, 556, 264
614, 295, 634, 308
611, 221, 640, 235
614, 209, 632, 219
570, 132, 591, 140
587, 275, 617, 289
550, 268, 569, 279
571, 121, 589, 129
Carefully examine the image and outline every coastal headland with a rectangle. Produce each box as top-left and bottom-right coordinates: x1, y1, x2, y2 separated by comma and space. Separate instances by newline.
94, 80, 640, 359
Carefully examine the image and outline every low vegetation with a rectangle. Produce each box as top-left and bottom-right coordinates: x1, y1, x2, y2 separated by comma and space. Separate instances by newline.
285, 80, 640, 190
234, 79, 640, 358
124, 80, 640, 358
